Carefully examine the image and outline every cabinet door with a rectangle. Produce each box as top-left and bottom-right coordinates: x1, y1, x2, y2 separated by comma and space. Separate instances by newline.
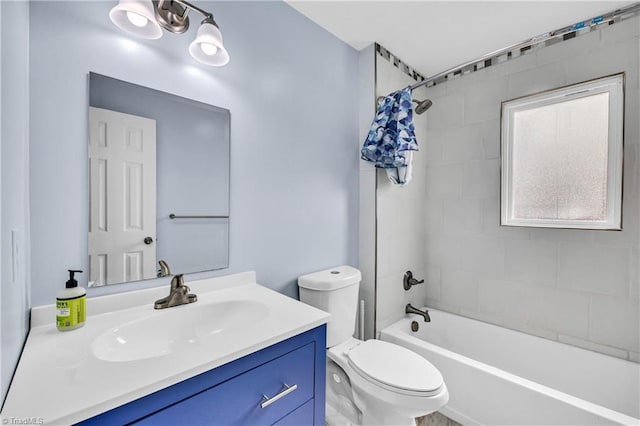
132, 343, 315, 425
273, 399, 314, 425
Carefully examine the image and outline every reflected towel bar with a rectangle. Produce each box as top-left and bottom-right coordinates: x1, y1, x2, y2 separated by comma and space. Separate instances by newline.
169, 214, 229, 219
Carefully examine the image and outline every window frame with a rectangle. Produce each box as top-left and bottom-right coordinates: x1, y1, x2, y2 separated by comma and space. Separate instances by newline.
500, 73, 625, 230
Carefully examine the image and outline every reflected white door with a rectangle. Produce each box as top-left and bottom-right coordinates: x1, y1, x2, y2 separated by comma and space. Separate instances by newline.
88, 107, 157, 286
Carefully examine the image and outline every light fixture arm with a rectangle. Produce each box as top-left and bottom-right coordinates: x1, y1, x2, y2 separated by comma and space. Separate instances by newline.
153, 0, 218, 33
165, 0, 216, 25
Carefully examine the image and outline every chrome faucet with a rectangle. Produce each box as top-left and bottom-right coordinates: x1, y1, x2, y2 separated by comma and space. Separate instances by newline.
157, 260, 172, 277
405, 304, 430, 322
154, 274, 197, 309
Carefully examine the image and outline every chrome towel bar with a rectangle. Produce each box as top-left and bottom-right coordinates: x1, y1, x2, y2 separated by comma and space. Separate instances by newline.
169, 214, 229, 219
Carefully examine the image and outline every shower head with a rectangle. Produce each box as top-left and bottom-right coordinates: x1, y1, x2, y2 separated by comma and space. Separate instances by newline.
413, 98, 433, 115
374, 95, 433, 114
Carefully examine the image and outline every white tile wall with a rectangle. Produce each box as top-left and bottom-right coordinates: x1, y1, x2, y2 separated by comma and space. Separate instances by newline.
481, 200, 531, 240
423, 136, 444, 165
423, 265, 442, 301
594, 145, 639, 246
373, 55, 431, 335
358, 45, 377, 340
476, 277, 529, 321
376, 219, 425, 279
589, 294, 640, 352
566, 39, 639, 88
477, 277, 591, 339
438, 126, 484, 163
479, 120, 501, 159
457, 236, 505, 274
535, 29, 603, 67
631, 247, 639, 301
427, 92, 465, 130
425, 199, 444, 235
440, 269, 478, 310
557, 243, 630, 297
425, 233, 446, 266
504, 239, 557, 286
461, 159, 501, 200
464, 78, 508, 124
527, 286, 590, 338
419, 17, 640, 360
625, 88, 640, 144
426, 165, 463, 199
529, 227, 594, 243
601, 15, 640, 45
443, 198, 483, 235
507, 62, 567, 99
359, 167, 377, 339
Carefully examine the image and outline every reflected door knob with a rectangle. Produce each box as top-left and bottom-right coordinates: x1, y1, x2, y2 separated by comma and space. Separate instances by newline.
144, 237, 154, 245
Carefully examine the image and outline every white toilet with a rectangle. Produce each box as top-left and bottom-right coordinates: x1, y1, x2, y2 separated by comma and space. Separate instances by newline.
298, 265, 448, 426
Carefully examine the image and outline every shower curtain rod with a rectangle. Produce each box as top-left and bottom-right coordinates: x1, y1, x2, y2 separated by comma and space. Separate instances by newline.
408, 2, 640, 92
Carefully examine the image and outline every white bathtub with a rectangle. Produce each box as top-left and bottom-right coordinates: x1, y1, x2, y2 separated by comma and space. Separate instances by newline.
380, 308, 640, 425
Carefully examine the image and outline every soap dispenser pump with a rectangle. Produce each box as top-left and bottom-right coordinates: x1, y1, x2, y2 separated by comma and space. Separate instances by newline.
56, 269, 86, 331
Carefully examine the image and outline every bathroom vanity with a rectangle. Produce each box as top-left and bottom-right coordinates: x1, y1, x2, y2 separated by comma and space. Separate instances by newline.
0, 272, 329, 425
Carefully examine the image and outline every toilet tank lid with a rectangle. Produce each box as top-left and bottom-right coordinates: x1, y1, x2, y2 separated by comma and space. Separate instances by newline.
298, 265, 361, 291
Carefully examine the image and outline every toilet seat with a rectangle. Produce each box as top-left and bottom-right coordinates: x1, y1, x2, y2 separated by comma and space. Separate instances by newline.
346, 340, 444, 397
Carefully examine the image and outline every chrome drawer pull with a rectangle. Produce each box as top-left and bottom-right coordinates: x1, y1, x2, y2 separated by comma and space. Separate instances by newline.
260, 383, 298, 408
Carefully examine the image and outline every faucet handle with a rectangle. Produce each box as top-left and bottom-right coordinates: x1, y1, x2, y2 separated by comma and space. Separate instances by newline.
170, 274, 185, 290
403, 271, 425, 290
157, 260, 172, 277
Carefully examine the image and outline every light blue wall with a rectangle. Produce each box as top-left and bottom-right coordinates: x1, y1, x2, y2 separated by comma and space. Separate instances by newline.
1, 0, 31, 405
29, 1, 359, 306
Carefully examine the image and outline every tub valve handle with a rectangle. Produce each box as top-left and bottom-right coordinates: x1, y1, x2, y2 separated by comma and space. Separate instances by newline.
404, 271, 424, 290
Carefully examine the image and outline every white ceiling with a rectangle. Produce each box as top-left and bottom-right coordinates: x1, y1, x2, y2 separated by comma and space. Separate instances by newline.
285, 1, 634, 77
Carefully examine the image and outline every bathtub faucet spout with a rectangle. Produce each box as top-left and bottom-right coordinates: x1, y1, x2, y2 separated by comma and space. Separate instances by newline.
405, 304, 430, 322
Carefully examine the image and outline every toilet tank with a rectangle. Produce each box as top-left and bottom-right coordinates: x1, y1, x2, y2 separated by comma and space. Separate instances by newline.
298, 265, 361, 348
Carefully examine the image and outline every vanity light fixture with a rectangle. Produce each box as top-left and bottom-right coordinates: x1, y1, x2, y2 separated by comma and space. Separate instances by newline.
109, 0, 162, 39
109, 0, 229, 66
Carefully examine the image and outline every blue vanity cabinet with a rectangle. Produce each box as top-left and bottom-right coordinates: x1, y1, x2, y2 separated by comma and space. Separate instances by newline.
78, 325, 326, 426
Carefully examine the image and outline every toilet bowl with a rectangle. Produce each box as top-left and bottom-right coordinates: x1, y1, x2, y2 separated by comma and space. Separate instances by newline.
329, 337, 448, 425
298, 266, 449, 426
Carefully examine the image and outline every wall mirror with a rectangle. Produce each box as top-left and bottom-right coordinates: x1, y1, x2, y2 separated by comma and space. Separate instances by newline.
501, 73, 624, 230
88, 72, 230, 287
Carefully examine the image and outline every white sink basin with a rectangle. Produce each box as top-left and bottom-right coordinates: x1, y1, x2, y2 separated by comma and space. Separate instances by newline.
3, 273, 331, 425
92, 300, 270, 362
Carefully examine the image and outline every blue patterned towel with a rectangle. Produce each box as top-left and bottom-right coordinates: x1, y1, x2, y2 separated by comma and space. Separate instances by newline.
360, 86, 418, 185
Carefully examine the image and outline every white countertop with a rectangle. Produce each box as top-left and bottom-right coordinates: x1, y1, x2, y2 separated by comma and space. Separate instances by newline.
0, 272, 329, 425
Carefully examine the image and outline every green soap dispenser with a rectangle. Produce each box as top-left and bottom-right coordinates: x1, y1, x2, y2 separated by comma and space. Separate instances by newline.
56, 269, 86, 331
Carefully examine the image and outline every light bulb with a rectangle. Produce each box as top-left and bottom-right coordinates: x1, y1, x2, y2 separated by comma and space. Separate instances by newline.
109, 0, 162, 39
200, 43, 218, 56
126, 11, 148, 27
188, 21, 229, 66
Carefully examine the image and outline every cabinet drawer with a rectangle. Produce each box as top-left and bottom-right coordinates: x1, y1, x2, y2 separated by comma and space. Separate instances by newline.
273, 399, 314, 425
133, 342, 315, 425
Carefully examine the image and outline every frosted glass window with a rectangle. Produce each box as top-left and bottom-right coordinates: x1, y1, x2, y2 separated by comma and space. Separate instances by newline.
501, 74, 624, 229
